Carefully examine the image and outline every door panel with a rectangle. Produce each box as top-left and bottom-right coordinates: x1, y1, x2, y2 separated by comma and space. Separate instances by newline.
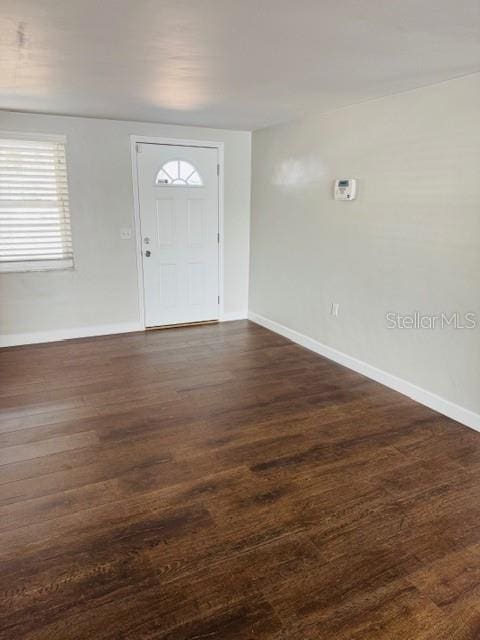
160, 263, 177, 309
137, 144, 219, 327
188, 262, 204, 306
156, 199, 175, 247
187, 200, 204, 248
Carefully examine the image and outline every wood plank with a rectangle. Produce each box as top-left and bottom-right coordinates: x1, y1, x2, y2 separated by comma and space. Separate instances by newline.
0, 431, 99, 466
0, 320, 479, 639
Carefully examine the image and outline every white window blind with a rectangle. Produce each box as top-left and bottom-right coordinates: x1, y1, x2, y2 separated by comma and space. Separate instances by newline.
0, 136, 73, 272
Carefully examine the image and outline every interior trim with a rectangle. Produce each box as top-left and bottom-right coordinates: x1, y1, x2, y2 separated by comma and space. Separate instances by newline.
249, 310, 480, 432
0, 314, 248, 347
0, 322, 144, 348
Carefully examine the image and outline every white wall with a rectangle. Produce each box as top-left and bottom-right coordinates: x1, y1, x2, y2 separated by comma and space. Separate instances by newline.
0, 112, 251, 343
249, 74, 480, 418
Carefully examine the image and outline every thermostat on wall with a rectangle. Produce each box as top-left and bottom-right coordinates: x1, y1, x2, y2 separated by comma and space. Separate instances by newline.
334, 179, 357, 200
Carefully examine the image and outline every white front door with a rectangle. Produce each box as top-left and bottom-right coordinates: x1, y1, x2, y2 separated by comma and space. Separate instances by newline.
136, 143, 219, 327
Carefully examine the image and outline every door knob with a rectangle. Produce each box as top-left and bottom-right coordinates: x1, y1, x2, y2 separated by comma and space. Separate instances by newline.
145, 250, 151, 257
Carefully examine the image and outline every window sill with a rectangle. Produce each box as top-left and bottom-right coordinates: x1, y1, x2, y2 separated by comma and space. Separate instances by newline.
0, 259, 74, 273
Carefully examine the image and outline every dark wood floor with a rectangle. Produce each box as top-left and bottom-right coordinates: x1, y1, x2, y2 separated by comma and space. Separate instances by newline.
1, 320, 480, 639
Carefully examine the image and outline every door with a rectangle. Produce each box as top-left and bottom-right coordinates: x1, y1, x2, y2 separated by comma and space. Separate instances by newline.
136, 143, 220, 327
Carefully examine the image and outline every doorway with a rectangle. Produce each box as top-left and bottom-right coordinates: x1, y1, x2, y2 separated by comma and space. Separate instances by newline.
134, 141, 220, 327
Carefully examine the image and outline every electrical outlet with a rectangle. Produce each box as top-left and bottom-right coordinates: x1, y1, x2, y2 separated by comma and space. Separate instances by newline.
331, 303, 340, 317
120, 228, 132, 240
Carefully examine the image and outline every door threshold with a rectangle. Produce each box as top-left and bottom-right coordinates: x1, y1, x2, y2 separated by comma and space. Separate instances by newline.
146, 320, 219, 331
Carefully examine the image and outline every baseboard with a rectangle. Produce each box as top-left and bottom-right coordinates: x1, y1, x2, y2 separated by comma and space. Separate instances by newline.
248, 311, 480, 432
0, 313, 248, 347
220, 311, 248, 322
0, 322, 144, 348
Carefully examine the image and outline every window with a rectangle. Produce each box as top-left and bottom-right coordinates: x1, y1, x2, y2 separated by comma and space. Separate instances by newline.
156, 160, 203, 186
0, 135, 73, 272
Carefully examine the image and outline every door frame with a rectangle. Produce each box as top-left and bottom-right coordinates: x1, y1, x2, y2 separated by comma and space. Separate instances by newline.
130, 135, 225, 328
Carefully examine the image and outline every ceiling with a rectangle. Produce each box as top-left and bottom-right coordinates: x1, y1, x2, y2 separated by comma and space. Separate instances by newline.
1, 0, 479, 130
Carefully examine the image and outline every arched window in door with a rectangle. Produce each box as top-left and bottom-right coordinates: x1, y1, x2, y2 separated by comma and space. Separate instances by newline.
155, 160, 203, 186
